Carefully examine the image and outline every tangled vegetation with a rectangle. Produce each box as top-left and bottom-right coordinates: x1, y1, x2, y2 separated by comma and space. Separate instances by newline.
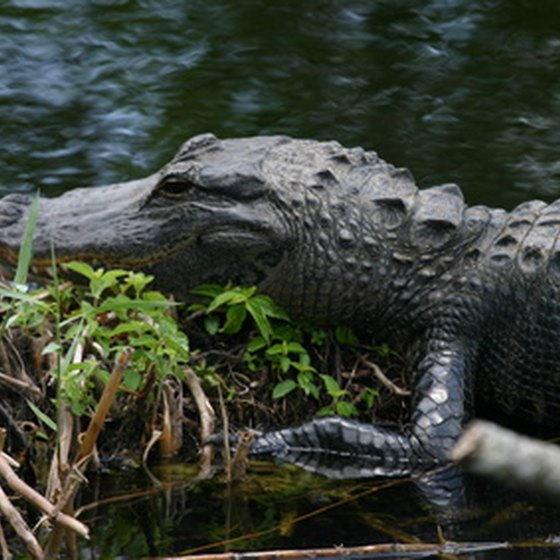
0, 199, 409, 557
1, 265, 403, 457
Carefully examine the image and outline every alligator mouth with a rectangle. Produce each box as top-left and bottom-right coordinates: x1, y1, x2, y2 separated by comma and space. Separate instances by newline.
0, 238, 199, 279
0, 164, 279, 284
0, 221, 271, 279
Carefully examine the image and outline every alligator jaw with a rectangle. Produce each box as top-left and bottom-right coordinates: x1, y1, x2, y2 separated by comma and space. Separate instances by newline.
0, 144, 288, 301
0, 173, 163, 273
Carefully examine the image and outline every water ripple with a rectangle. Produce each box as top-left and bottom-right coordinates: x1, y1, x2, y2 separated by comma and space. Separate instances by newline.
1, 0, 560, 208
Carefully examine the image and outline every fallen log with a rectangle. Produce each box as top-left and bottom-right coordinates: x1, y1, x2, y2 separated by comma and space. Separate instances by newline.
451, 420, 560, 504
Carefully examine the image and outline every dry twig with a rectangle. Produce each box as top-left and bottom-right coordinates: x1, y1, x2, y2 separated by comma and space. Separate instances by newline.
360, 357, 410, 397
76, 347, 131, 463
184, 366, 215, 475
0, 371, 41, 399
0, 519, 12, 560
217, 384, 230, 480
168, 540, 514, 559
0, 451, 88, 539
159, 379, 184, 458
44, 347, 132, 557
0, 484, 42, 559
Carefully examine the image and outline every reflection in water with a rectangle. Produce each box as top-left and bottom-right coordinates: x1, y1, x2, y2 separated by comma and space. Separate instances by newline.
1, 1, 560, 207
77, 463, 560, 559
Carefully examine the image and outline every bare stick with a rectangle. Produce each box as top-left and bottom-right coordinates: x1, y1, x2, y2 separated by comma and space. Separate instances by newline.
46, 402, 73, 502
0, 371, 42, 398
451, 420, 560, 504
159, 379, 184, 458
44, 348, 131, 557
47, 331, 86, 502
360, 358, 410, 397
184, 366, 215, 474
142, 428, 163, 466
0, 452, 88, 538
0, 453, 19, 470
0, 519, 12, 560
171, 540, 513, 560
217, 384, 231, 480
76, 346, 131, 463
0, 485, 42, 559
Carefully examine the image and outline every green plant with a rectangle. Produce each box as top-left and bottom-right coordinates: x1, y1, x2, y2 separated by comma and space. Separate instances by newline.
1, 261, 189, 418
189, 283, 368, 416
63, 263, 189, 411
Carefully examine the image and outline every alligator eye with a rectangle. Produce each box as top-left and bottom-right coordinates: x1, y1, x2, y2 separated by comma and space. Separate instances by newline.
158, 177, 196, 197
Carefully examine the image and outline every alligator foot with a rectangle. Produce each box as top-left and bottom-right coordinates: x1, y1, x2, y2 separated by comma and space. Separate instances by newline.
208, 342, 472, 479
245, 417, 425, 478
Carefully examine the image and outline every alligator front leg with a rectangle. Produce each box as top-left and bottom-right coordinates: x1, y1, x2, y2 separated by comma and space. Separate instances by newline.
248, 344, 472, 478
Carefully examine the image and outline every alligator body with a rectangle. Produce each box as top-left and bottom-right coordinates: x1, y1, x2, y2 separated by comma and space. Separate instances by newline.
1, 133, 559, 478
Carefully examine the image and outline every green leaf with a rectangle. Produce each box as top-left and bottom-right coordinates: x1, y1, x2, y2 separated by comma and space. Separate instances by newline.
266, 342, 288, 356
335, 401, 358, 417
206, 290, 237, 311
123, 369, 142, 391
204, 315, 220, 335
298, 352, 311, 367
320, 374, 341, 395
374, 343, 399, 360
191, 283, 227, 298
207, 286, 256, 312
14, 192, 40, 286
65, 261, 97, 280
361, 388, 379, 409
246, 335, 267, 353
334, 325, 359, 346
290, 360, 315, 373
128, 334, 158, 347
278, 355, 291, 373
285, 342, 307, 354
297, 371, 319, 399
124, 271, 154, 295
110, 321, 151, 336
246, 299, 273, 341
26, 399, 57, 432
161, 330, 190, 359
222, 304, 247, 334
94, 296, 172, 314
316, 406, 335, 417
272, 379, 297, 399
42, 341, 62, 355
310, 329, 327, 345
250, 295, 290, 321
89, 269, 129, 299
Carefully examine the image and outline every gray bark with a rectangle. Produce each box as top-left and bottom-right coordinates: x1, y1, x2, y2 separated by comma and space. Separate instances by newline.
451, 420, 560, 504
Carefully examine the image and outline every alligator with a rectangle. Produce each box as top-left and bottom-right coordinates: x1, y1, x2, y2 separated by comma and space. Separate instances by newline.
0, 133, 559, 479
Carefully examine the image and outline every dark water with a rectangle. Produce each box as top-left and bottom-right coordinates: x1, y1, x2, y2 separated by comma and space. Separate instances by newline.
2, 0, 560, 557
3, 0, 560, 209
76, 463, 560, 559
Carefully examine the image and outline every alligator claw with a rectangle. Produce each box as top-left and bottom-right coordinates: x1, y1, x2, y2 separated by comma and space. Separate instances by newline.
203, 431, 238, 448
204, 429, 262, 452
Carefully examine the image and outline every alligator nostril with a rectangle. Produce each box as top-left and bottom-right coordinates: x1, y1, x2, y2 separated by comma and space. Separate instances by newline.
1, 193, 33, 205
0, 193, 33, 227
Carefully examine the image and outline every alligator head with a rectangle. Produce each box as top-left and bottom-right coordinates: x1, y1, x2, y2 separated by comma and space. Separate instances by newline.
0, 134, 297, 291
0, 133, 433, 323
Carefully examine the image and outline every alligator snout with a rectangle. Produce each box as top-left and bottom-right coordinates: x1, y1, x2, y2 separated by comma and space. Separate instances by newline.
0, 193, 32, 228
